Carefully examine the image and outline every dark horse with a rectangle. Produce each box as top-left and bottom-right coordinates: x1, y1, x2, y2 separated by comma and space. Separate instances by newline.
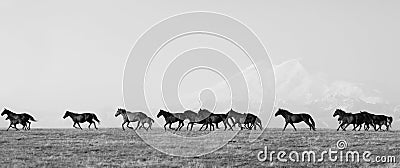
157, 109, 185, 131
275, 108, 316, 131
333, 109, 365, 131
5, 115, 27, 131
244, 113, 263, 130
63, 111, 100, 129
197, 109, 232, 131
1, 108, 36, 131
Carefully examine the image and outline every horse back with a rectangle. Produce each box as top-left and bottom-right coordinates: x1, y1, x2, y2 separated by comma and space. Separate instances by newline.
126, 111, 147, 121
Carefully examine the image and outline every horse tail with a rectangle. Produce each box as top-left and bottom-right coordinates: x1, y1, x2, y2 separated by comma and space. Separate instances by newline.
256, 117, 263, 129
308, 115, 315, 129
92, 114, 100, 124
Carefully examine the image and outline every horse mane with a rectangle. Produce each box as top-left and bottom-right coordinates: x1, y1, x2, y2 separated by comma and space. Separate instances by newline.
198, 108, 212, 114
184, 110, 196, 114
278, 108, 292, 114
3, 108, 14, 114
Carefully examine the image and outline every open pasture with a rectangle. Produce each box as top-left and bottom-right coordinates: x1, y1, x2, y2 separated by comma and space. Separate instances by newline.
0, 128, 399, 167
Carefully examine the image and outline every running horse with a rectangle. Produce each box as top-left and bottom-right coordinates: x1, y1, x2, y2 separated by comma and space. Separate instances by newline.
333, 109, 365, 131
243, 113, 263, 130
63, 111, 100, 129
197, 109, 232, 131
226, 109, 247, 130
5, 115, 27, 131
157, 109, 185, 131
1, 108, 36, 130
275, 108, 316, 131
183, 110, 201, 131
115, 108, 153, 131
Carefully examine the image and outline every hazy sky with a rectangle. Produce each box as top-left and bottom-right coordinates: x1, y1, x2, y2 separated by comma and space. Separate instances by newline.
1, 1, 399, 128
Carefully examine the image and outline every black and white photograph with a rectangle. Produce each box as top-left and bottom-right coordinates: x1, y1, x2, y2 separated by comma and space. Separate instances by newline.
1, 1, 400, 167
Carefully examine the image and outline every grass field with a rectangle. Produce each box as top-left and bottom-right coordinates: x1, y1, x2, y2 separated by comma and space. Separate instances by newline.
0, 128, 399, 167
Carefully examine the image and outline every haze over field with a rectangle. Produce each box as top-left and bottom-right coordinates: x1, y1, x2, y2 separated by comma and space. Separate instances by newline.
0, 1, 400, 128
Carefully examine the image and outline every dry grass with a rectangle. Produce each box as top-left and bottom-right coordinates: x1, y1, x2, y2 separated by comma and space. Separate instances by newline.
0, 128, 399, 167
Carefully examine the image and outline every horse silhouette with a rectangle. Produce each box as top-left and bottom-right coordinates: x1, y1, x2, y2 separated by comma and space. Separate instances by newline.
243, 113, 263, 130
333, 109, 365, 131
5, 115, 27, 131
197, 109, 231, 131
137, 116, 154, 131
157, 109, 185, 131
63, 111, 100, 129
183, 110, 202, 131
275, 108, 316, 131
226, 109, 247, 130
1, 108, 36, 130
370, 114, 391, 131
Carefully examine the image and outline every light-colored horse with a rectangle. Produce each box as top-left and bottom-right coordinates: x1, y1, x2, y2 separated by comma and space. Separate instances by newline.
226, 109, 247, 130
138, 116, 154, 131
183, 110, 202, 130
115, 108, 150, 131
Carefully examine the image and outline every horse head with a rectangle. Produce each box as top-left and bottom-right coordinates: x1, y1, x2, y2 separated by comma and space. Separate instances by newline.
275, 108, 286, 117
115, 108, 125, 117
63, 111, 71, 119
1, 108, 10, 116
333, 109, 344, 117
157, 109, 166, 118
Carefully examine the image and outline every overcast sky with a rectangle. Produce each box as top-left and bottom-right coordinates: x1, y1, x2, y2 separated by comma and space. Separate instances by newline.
0, 1, 399, 128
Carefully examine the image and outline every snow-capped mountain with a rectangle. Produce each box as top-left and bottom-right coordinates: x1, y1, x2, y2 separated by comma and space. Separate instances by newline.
274, 59, 393, 115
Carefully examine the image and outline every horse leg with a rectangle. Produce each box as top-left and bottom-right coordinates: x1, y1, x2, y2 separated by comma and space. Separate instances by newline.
143, 123, 147, 131
225, 120, 233, 131
204, 123, 209, 131
93, 122, 98, 129
126, 122, 134, 129
343, 123, 351, 131
203, 124, 208, 131
173, 122, 179, 131
187, 123, 190, 130
169, 123, 175, 130
14, 124, 19, 131
191, 123, 195, 131
7, 124, 12, 131
179, 121, 184, 131
164, 123, 168, 131
135, 121, 141, 130
121, 121, 126, 131
142, 123, 148, 131
149, 123, 152, 130
77, 123, 83, 130
282, 122, 289, 131
176, 121, 181, 131
88, 122, 92, 129
303, 120, 314, 131
290, 123, 297, 131
352, 124, 357, 131
73, 122, 78, 129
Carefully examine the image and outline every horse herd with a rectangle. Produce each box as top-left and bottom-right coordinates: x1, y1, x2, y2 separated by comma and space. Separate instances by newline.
0, 107, 394, 132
